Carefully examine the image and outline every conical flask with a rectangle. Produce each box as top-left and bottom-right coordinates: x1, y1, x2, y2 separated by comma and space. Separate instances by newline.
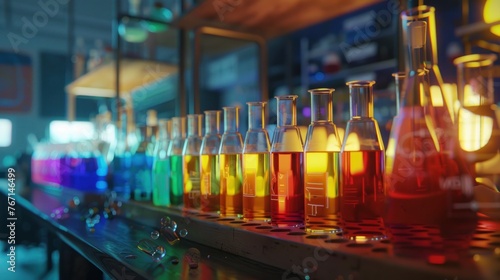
340, 81, 385, 241
304, 88, 342, 233
219, 107, 244, 217
242, 102, 271, 221
167, 117, 186, 207
153, 119, 171, 206
385, 19, 476, 263
270, 95, 304, 226
200, 110, 222, 212
183, 114, 203, 209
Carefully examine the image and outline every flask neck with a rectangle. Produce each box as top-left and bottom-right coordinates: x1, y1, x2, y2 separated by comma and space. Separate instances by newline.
223, 107, 239, 133
348, 82, 374, 119
309, 89, 333, 123
402, 6, 438, 68
205, 110, 221, 135
276, 95, 298, 127
187, 114, 203, 137
247, 102, 267, 130
171, 117, 186, 139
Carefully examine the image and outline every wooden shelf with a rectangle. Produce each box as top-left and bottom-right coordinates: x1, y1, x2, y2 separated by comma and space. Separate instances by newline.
65, 59, 178, 98
175, 0, 382, 39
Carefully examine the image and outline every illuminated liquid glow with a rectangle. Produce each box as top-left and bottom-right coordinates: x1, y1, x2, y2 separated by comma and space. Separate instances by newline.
304, 151, 340, 232
220, 154, 243, 217
153, 159, 169, 206
242, 153, 270, 221
168, 155, 184, 206
200, 154, 220, 212
270, 152, 304, 226
340, 150, 385, 239
183, 155, 201, 209
131, 153, 153, 201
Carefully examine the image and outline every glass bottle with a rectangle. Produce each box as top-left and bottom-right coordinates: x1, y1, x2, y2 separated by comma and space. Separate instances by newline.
200, 110, 222, 212
131, 125, 154, 200
340, 81, 385, 241
167, 117, 186, 207
183, 114, 203, 209
153, 119, 171, 206
242, 102, 271, 221
270, 95, 304, 226
219, 107, 244, 217
385, 20, 476, 262
304, 88, 342, 233
113, 108, 132, 201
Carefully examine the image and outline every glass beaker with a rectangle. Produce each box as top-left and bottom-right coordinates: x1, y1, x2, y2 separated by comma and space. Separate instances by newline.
167, 117, 186, 207
131, 125, 154, 201
219, 107, 244, 217
200, 110, 222, 212
183, 114, 203, 209
242, 102, 271, 221
340, 81, 385, 241
270, 95, 304, 226
153, 119, 171, 207
304, 88, 342, 233
454, 54, 499, 163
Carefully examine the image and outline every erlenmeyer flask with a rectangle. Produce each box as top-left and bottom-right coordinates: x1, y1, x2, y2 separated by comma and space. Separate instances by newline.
270, 95, 304, 226
200, 111, 222, 212
219, 107, 244, 217
304, 89, 342, 233
340, 81, 385, 241
183, 114, 203, 209
385, 20, 476, 262
153, 119, 171, 206
167, 117, 186, 207
242, 102, 271, 221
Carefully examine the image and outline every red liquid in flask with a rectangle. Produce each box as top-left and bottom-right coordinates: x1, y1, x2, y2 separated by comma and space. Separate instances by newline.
270, 152, 304, 226
340, 150, 385, 239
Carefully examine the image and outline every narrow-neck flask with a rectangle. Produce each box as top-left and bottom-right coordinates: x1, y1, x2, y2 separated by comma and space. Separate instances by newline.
242, 102, 271, 221
270, 95, 304, 226
392, 72, 405, 115
385, 20, 476, 262
219, 107, 244, 217
200, 110, 222, 212
340, 81, 385, 240
153, 119, 171, 206
183, 114, 203, 209
167, 117, 186, 207
131, 125, 155, 201
304, 88, 342, 233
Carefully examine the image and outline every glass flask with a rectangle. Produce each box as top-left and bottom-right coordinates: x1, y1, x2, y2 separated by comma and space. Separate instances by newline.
183, 114, 203, 209
153, 119, 171, 206
304, 88, 342, 233
131, 125, 154, 201
270, 95, 304, 226
113, 108, 132, 201
385, 20, 476, 262
454, 54, 500, 163
167, 117, 186, 207
242, 102, 271, 221
200, 110, 222, 212
392, 72, 405, 115
118, 0, 148, 43
219, 107, 244, 217
340, 81, 385, 241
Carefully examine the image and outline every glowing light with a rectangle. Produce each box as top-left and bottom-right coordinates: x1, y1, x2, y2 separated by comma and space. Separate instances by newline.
484, 0, 500, 37
0, 119, 12, 147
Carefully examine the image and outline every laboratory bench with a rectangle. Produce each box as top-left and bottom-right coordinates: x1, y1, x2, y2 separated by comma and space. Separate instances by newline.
1, 179, 500, 280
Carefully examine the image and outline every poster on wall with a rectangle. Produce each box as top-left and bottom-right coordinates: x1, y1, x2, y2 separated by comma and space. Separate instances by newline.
0, 51, 32, 113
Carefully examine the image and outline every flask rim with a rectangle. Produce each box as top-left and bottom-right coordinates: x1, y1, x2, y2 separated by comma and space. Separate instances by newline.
307, 88, 335, 94
346, 80, 376, 87
401, 5, 435, 20
453, 54, 497, 68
